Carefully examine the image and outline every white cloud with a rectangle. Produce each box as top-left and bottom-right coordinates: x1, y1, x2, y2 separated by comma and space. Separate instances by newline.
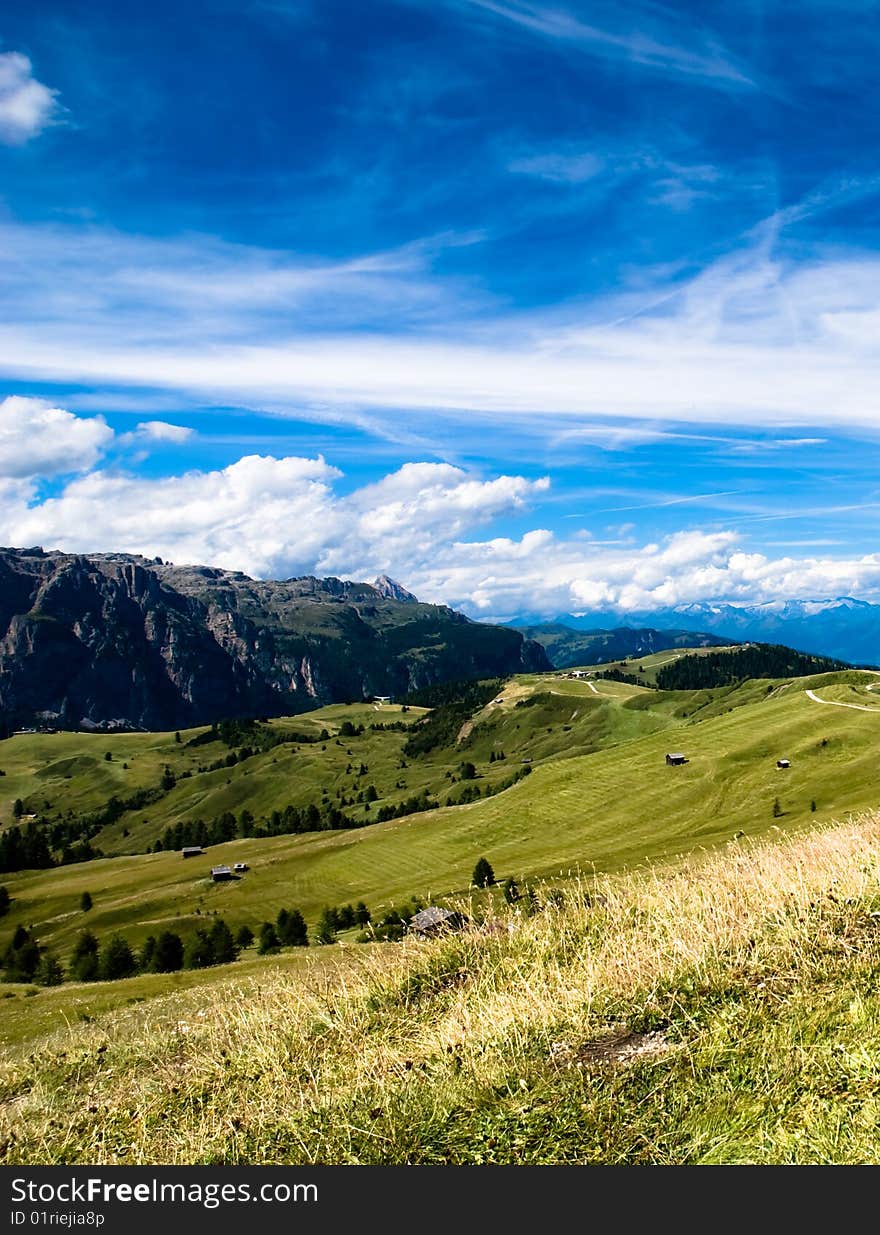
508, 150, 603, 183
0, 396, 112, 479
2, 429, 880, 615
132, 421, 195, 443
0, 52, 59, 145
10, 214, 880, 437
4, 454, 342, 579
454, 1, 754, 88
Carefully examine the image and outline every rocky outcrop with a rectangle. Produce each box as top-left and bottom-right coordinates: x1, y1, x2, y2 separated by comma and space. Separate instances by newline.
0, 548, 551, 731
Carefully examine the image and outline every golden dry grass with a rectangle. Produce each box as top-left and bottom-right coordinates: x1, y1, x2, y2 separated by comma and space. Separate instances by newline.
6, 812, 880, 1163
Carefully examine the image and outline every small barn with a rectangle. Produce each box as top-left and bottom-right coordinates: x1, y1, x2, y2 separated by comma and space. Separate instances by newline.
665, 752, 687, 766
182, 846, 204, 858
409, 906, 466, 935
211, 865, 233, 881
233, 861, 249, 872
776, 759, 791, 769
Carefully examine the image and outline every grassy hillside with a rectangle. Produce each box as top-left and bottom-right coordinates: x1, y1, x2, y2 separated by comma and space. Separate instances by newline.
4, 668, 880, 965
5, 813, 880, 1162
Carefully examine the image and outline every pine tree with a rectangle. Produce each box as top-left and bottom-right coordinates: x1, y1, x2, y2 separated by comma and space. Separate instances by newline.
472, 856, 495, 888
235, 924, 254, 950
2, 926, 41, 982
503, 877, 519, 904
286, 909, 309, 946
140, 935, 157, 972
208, 918, 238, 964
354, 901, 371, 926
70, 930, 100, 982
257, 922, 280, 954
35, 951, 64, 986
99, 935, 137, 981
184, 929, 215, 969
153, 931, 184, 972
80, 891, 93, 912
315, 908, 337, 945
0, 885, 9, 917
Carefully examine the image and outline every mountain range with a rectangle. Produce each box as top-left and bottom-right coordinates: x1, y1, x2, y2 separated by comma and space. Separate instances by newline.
0, 547, 549, 732
512, 598, 880, 668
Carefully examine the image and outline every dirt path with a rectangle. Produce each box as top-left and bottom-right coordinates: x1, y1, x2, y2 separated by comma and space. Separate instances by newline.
804, 688, 880, 713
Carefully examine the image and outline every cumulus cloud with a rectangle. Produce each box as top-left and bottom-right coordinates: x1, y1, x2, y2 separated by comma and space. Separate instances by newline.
0, 396, 112, 479
117, 422, 195, 452
0, 448, 549, 583
0, 52, 59, 145
5, 454, 343, 579
130, 421, 195, 443
2, 434, 880, 614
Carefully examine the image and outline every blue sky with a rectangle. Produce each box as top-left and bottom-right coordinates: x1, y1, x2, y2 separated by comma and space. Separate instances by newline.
3, 0, 880, 617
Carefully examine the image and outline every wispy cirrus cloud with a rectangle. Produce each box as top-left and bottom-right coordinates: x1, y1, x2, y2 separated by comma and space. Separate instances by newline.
447, 0, 755, 89
0, 51, 61, 145
8, 189, 880, 443
507, 149, 604, 183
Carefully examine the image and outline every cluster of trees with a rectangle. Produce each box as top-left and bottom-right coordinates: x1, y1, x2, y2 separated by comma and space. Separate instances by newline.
655, 644, 849, 692
595, 668, 643, 687
0, 821, 54, 873
154, 798, 361, 853
402, 679, 503, 757
374, 788, 438, 823
445, 763, 531, 808
314, 902, 372, 944
256, 906, 309, 953
0, 915, 256, 986
188, 718, 329, 757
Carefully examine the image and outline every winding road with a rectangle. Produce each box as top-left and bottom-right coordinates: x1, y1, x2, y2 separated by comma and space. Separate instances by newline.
804, 671, 880, 713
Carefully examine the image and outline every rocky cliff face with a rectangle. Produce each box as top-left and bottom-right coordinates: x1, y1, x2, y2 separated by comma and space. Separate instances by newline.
0, 548, 550, 731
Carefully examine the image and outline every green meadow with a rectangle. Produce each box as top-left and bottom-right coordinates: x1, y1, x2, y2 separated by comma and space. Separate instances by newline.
4, 665, 880, 971
6, 660, 880, 1161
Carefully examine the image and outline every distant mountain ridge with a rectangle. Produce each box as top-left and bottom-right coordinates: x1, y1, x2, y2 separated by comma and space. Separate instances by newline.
512, 597, 880, 667
0, 548, 549, 731
512, 623, 734, 669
